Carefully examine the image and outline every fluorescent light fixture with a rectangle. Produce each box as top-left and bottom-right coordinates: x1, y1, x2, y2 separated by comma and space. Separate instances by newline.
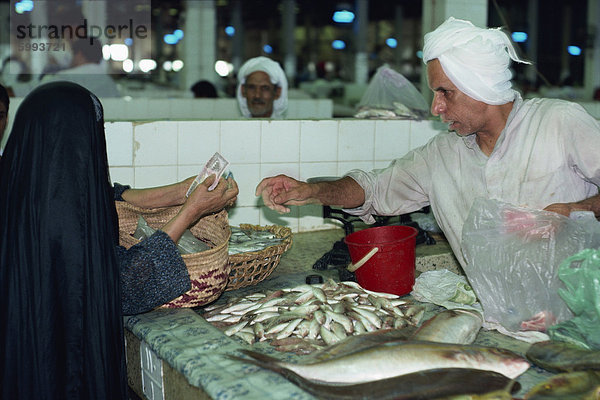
164, 34, 178, 45
386, 38, 398, 48
172, 60, 184, 72
102, 45, 111, 61
15, 0, 34, 14
215, 60, 233, 77
333, 10, 355, 23
109, 44, 129, 61
512, 32, 528, 43
567, 45, 581, 56
139, 59, 157, 73
122, 59, 134, 73
332, 40, 346, 50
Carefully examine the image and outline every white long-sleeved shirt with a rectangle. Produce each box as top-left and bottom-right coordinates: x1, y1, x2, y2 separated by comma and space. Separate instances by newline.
344, 95, 600, 268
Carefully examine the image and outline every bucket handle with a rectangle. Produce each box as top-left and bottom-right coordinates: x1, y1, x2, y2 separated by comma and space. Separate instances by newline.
347, 247, 379, 272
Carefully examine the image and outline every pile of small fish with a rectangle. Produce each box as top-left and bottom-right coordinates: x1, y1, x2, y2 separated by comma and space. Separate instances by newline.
228, 226, 285, 255
202, 279, 426, 353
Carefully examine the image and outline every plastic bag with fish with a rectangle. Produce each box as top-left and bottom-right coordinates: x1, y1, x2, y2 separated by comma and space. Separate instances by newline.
461, 198, 598, 332
354, 65, 429, 120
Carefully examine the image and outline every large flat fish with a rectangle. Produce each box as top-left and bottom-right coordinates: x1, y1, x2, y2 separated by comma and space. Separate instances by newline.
523, 370, 600, 399
232, 340, 530, 384
410, 309, 482, 345
526, 340, 600, 373
226, 358, 520, 400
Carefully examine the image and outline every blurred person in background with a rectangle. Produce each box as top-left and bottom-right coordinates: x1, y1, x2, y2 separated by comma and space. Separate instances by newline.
39, 37, 121, 97
191, 80, 218, 98
237, 56, 288, 118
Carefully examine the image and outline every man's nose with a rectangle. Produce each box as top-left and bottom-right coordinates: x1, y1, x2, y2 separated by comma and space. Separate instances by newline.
431, 94, 445, 116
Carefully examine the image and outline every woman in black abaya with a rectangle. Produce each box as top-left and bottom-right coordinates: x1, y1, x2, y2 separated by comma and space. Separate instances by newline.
0, 82, 238, 399
0, 82, 128, 398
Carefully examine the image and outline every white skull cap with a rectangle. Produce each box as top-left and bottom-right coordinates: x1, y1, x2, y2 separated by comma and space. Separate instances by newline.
423, 17, 530, 105
236, 56, 288, 118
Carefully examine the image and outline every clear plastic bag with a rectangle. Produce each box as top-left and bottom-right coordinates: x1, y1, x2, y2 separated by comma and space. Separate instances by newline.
461, 198, 599, 332
548, 248, 600, 350
354, 65, 429, 120
133, 216, 209, 255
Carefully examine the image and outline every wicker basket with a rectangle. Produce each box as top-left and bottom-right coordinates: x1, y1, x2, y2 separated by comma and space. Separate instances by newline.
115, 201, 231, 308
226, 224, 292, 291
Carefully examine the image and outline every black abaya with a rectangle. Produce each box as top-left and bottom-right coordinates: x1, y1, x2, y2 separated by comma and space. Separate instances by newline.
0, 82, 128, 399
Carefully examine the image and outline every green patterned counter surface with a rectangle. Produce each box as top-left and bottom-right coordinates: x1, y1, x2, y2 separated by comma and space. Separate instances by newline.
125, 229, 552, 399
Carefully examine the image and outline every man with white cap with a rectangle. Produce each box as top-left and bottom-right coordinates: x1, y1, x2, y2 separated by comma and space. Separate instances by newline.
255, 17, 600, 269
237, 56, 288, 118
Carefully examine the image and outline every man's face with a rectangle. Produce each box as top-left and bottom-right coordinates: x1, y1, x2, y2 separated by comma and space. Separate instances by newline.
427, 59, 488, 136
0, 101, 7, 143
241, 71, 281, 118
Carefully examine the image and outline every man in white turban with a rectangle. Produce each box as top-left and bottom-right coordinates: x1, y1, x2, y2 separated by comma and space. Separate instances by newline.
236, 56, 288, 118
255, 18, 600, 271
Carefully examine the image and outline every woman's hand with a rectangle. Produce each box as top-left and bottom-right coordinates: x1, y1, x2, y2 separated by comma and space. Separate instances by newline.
162, 175, 238, 242
184, 175, 238, 219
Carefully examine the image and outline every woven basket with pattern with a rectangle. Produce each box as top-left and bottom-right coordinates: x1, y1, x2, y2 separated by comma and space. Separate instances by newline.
226, 224, 292, 291
115, 201, 231, 308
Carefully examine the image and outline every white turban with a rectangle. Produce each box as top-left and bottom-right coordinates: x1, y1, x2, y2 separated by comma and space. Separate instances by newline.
236, 56, 288, 118
423, 17, 530, 105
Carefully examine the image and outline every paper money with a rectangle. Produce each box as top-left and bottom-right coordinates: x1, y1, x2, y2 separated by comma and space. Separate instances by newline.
186, 152, 230, 197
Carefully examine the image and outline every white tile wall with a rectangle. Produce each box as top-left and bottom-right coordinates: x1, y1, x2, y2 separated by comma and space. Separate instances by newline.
103, 119, 445, 231
338, 120, 375, 161
98, 98, 334, 121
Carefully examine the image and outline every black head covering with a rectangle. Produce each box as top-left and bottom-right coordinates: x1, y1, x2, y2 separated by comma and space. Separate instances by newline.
0, 82, 127, 399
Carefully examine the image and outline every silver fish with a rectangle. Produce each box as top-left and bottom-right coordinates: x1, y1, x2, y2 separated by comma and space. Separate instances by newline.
276, 318, 304, 340
410, 309, 483, 345
234, 331, 255, 345
320, 325, 341, 345
233, 341, 530, 384
223, 320, 249, 336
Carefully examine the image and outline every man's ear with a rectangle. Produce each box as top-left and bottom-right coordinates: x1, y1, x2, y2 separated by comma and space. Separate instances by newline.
274, 86, 282, 99
241, 84, 247, 96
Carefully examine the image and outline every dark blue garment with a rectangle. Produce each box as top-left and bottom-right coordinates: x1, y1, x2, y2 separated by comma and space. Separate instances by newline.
112, 182, 191, 315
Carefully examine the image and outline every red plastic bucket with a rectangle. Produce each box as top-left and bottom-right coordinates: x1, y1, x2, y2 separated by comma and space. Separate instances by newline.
345, 225, 418, 296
